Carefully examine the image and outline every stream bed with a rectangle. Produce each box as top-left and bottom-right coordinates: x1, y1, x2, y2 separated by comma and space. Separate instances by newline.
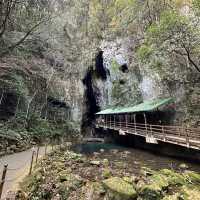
73, 142, 200, 174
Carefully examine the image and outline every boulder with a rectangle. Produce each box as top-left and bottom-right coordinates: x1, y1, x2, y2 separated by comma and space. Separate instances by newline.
179, 163, 189, 170
162, 194, 179, 200
100, 149, 105, 153
184, 171, 200, 184
139, 173, 169, 200
160, 169, 186, 186
90, 160, 101, 166
103, 177, 137, 200
139, 183, 163, 200
179, 185, 200, 199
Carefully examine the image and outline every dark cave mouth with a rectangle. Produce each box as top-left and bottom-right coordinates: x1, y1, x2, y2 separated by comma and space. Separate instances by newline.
47, 97, 69, 108
120, 63, 129, 73
95, 50, 109, 80
0, 92, 18, 120
82, 68, 101, 132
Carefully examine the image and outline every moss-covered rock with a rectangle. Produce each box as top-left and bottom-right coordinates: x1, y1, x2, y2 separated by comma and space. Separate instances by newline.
103, 177, 137, 200
162, 194, 179, 200
139, 183, 163, 200
150, 174, 169, 189
179, 185, 200, 200
184, 171, 200, 184
139, 173, 169, 200
160, 169, 186, 186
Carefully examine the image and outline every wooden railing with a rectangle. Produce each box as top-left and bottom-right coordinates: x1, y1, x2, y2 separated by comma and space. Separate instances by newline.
96, 121, 200, 150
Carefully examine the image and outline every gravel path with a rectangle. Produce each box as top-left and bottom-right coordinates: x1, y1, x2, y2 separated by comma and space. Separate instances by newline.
0, 146, 50, 199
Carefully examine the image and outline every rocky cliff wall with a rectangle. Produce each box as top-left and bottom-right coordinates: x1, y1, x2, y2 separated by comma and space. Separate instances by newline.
0, 0, 199, 136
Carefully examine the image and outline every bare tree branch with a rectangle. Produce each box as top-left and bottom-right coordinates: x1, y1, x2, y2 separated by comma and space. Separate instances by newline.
183, 45, 200, 73
0, 17, 50, 57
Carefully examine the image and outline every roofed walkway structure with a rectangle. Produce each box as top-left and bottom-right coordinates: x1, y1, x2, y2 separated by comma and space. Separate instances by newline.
95, 98, 200, 150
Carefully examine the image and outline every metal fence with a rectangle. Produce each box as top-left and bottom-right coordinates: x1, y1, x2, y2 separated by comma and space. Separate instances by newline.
0, 144, 57, 199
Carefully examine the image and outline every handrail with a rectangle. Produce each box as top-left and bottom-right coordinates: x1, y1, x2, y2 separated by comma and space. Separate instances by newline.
101, 121, 200, 131
98, 121, 200, 133
96, 120, 200, 149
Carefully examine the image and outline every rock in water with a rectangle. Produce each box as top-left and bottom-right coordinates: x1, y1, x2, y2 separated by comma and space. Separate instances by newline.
184, 171, 200, 184
90, 160, 101, 166
103, 177, 137, 200
100, 149, 105, 153
179, 163, 189, 170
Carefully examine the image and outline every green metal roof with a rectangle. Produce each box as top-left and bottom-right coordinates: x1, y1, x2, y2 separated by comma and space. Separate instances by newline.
96, 98, 173, 115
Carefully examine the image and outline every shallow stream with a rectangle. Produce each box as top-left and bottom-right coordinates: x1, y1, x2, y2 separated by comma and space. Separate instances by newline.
73, 142, 200, 174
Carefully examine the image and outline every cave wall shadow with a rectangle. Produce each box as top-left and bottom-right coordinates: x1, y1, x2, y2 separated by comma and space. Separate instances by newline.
81, 50, 110, 136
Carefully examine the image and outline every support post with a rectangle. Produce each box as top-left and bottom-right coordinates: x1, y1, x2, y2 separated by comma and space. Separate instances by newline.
0, 165, 8, 199
133, 114, 136, 133
162, 126, 166, 141
114, 115, 116, 129
29, 151, 35, 175
36, 146, 40, 164
110, 115, 112, 129
186, 128, 190, 148
143, 113, 148, 136
125, 114, 128, 130
120, 115, 121, 129
150, 124, 153, 136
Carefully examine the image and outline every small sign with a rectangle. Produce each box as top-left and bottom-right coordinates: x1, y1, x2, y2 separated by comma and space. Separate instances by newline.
146, 136, 158, 144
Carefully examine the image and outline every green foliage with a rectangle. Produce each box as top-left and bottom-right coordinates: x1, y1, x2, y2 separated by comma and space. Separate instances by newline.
193, 0, 200, 13
111, 59, 120, 72
137, 44, 153, 62
136, 8, 200, 72
147, 10, 188, 44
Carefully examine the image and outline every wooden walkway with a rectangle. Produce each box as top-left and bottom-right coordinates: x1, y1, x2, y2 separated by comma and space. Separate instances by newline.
95, 121, 200, 150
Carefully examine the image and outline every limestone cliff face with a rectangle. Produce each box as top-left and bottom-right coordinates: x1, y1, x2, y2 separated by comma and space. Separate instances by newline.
1, 0, 199, 134
90, 37, 200, 127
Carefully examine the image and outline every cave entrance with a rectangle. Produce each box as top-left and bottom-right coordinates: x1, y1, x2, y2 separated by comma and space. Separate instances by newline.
41, 97, 71, 122
95, 50, 109, 80
82, 68, 101, 135
119, 63, 129, 73
0, 92, 18, 120
81, 50, 113, 135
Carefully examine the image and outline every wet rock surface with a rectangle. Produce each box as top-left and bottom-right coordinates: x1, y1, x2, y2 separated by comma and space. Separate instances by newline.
20, 146, 200, 200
